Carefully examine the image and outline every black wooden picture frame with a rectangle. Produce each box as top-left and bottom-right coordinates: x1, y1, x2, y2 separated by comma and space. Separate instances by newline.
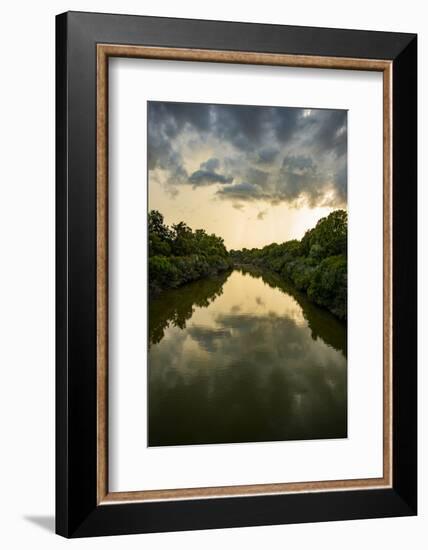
56, 11, 417, 538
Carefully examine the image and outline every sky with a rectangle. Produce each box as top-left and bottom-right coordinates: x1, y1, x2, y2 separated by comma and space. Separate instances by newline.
148, 101, 347, 250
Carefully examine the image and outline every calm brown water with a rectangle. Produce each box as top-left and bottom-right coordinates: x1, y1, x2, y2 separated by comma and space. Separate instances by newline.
148, 268, 347, 446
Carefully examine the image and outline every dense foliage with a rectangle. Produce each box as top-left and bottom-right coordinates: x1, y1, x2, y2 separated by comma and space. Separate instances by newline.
230, 210, 347, 320
149, 210, 232, 294
149, 209, 347, 321
236, 266, 347, 356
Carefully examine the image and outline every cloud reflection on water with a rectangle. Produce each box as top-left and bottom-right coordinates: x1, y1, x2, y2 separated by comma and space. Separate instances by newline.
149, 270, 347, 446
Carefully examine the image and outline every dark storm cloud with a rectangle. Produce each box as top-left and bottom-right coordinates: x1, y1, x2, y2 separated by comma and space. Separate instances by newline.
200, 157, 220, 171
332, 161, 347, 205
148, 101, 213, 138
148, 101, 347, 208
282, 155, 316, 175
254, 146, 280, 165
189, 157, 234, 186
218, 182, 264, 201
217, 152, 345, 208
277, 155, 321, 206
189, 170, 233, 186
301, 109, 347, 157
246, 167, 270, 186
270, 107, 301, 143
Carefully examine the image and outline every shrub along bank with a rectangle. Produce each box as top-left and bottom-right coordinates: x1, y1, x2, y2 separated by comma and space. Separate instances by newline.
148, 210, 232, 294
230, 210, 347, 321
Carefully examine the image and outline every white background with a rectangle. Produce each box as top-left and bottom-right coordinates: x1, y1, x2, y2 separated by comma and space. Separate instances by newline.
0, 1, 425, 548
110, 59, 383, 492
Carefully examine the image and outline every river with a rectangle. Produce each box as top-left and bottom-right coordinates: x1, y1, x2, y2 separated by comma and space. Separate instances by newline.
148, 267, 347, 446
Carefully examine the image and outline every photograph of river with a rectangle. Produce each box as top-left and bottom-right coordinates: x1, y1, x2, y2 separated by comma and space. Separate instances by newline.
148, 100, 347, 446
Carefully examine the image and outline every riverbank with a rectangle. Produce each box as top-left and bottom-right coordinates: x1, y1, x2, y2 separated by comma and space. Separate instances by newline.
148, 209, 347, 320
149, 267, 347, 446
229, 211, 347, 321
149, 254, 232, 295
232, 258, 346, 321
148, 210, 232, 295
150, 266, 347, 356
234, 265, 347, 354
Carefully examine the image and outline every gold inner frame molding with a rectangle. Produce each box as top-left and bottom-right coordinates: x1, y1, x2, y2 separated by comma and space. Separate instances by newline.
96, 44, 393, 505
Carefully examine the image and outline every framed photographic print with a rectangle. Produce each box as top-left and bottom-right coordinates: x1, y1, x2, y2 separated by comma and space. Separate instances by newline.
56, 11, 417, 537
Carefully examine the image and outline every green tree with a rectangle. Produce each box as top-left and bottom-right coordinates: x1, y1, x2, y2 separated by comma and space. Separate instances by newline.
301, 210, 347, 259
148, 211, 232, 293
228, 209, 347, 321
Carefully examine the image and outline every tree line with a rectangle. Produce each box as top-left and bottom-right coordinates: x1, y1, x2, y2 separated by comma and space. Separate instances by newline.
148, 210, 232, 294
148, 208, 347, 322
230, 210, 347, 320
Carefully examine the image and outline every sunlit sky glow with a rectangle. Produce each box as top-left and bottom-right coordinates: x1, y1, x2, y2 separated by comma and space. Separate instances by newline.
148, 101, 347, 250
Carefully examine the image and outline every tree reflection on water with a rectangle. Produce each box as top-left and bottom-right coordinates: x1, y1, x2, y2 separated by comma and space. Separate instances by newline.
148, 268, 347, 447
